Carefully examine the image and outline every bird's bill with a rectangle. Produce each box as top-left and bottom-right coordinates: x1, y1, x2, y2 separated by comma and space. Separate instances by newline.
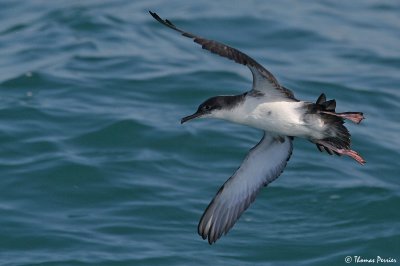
181, 111, 203, 124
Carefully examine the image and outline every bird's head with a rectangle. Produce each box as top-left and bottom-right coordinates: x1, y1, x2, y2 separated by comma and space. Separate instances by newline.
181, 96, 225, 124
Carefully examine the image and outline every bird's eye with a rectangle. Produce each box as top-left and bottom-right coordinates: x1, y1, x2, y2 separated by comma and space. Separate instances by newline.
204, 105, 211, 110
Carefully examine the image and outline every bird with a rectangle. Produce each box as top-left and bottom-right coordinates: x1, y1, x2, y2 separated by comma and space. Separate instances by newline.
149, 11, 365, 245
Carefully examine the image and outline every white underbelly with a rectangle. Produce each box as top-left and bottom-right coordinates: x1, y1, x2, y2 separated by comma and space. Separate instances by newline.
236, 101, 324, 138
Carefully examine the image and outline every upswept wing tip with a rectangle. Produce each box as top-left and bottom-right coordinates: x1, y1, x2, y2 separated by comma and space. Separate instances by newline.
148, 11, 296, 100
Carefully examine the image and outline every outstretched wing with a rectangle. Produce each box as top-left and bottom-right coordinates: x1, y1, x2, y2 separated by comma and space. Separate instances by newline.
149, 11, 296, 101
198, 134, 293, 244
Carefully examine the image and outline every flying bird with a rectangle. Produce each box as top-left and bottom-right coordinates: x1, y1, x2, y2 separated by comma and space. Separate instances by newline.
149, 11, 365, 244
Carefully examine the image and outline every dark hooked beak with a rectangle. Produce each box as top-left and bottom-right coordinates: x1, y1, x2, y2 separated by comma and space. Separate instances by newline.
181, 111, 203, 124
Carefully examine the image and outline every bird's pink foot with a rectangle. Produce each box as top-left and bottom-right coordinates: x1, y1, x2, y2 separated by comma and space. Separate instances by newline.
316, 141, 366, 165
335, 148, 366, 165
320, 111, 364, 124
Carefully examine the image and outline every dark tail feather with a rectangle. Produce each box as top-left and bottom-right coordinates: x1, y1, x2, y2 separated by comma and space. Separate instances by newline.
313, 93, 365, 164
316, 93, 335, 111
316, 93, 326, 105
316, 144, 323, 152
315, 94, 364, 124
322, 99, 336, 111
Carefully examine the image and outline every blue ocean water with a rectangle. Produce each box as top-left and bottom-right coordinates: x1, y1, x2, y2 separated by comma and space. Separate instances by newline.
0, 1, 399, 265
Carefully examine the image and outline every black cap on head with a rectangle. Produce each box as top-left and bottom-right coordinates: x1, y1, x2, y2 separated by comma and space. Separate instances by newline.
180, 94, 245, 124
181, 97, 224, 124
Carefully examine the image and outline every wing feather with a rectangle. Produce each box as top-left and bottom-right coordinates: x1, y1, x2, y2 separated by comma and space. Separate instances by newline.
198, 134, 293, 244
149, 11, 296, 101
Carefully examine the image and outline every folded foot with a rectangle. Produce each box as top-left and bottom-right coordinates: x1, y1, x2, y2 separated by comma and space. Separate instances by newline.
316, 141, 366, 165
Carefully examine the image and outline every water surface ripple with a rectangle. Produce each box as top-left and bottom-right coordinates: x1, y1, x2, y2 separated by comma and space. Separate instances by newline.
0, 1, 399, 265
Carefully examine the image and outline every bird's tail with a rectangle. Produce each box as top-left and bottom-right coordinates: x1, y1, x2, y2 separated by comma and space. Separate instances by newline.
312, 93, 365, 165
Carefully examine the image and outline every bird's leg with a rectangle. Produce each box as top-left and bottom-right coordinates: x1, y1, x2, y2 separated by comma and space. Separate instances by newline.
319, 111, 364, 124
316, 140, 366, 165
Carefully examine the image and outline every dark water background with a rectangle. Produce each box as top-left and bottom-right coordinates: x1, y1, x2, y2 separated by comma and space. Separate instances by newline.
0, 1, 399, 265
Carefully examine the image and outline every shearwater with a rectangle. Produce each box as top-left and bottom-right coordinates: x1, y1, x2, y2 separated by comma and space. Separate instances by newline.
149, 11, 365, 244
